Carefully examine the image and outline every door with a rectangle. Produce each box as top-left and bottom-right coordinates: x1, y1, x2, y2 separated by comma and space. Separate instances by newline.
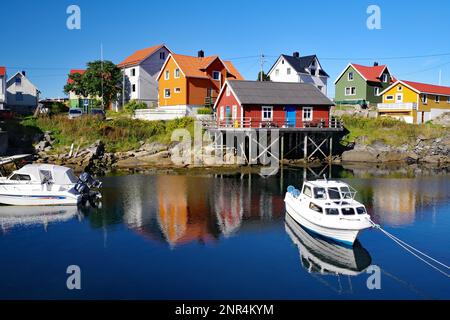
285, 106, 296, 127
226, 106, 231, 126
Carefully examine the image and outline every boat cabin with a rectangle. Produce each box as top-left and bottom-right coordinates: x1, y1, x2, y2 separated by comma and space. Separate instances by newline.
4, 164, 78, 185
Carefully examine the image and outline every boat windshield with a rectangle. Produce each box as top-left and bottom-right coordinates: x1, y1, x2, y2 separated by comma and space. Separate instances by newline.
340, 186, 353, 199
328, 187, 341, 200
313, 187, 327, 199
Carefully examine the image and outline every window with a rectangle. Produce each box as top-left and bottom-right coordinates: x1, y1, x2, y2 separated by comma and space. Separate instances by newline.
132, 84, 136, 92
131, 68, 136, 76
164, 70, 170, 80
220, 107, 224, 120
345, 87, 356, 96
326, 208, 339, 215
318, 86, 323, 92
386, 95, 394, 101
281, 60, 284, 64
302, 107, 313, 121
16, 92, 23, 101
174, 88, 181, 93
340, 187, 353, 199
309, 202, 323, 214
356, 207, 367, 215
15, 77, 21, 86
328, 187, 341, 200
275, 69, 279, 76
232, 105, 237, 120
396, 93, 403, 102
212, 71, 221, 81
262, 106, 273, 121
287, 68, 291, 75
9, 174, 31, 181
164, 88, 170, 98
348, 72, 354, 81
174, 69, 180, 78
303, 185, 312, 197
342, 207, 355, 216
226, 86, 230, 96
422, 94, 428, 104
435, 95, 440, 103
160, 52, 165, 60
374, 87, 380, 96
313, 187, 326, 199
382, 73, 389, 83
398, 86, 403, 91
448, 96, 450, 103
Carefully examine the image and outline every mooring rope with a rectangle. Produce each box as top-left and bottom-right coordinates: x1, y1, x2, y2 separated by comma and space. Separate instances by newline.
367, 218, 450, 278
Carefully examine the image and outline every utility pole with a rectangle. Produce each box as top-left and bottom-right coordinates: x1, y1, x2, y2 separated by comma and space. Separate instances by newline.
122, 71, 125, 110
259, 53, 266, 81
101, 43, 104, 110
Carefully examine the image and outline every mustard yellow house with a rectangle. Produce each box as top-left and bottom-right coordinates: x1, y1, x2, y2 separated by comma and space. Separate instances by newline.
378, 80, 450, 124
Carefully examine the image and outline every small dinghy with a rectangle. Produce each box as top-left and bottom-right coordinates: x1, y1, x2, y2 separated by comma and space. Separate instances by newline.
0, 164, 101, 206
284, 178, 372, 246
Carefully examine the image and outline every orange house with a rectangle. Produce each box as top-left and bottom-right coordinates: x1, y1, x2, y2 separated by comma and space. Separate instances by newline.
157, 50, 243, 110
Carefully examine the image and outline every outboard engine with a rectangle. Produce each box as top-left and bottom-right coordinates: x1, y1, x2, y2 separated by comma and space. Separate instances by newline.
75, 172, 103, 207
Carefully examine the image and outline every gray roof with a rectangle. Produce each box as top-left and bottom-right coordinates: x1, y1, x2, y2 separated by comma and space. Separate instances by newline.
281, 54, 329, 77
228, 80, 334, 106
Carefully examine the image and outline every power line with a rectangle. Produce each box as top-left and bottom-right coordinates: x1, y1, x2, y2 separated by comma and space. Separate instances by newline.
321, 52, 450, 61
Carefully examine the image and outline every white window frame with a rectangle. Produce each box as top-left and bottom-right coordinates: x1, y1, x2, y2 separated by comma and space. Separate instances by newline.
287, 68, 291, 75
398, 86, 403, 91
396, 93, 403, 103
386, 95, 394, 101
174, 69, 180, 78
302, 107, 313, 122
174, 87, 181, 93
422, 94, 428, 104
345, 87, 356, 96
261, 106, 273, 121
220, 106, 225, 120
226, 86, 230, 97
164, 70, 170, 80
374, 87, 380, 96
435, 95, 440, 103
160, 52, 165, 60
275, 69, 279, 76
382, 73, 389, 83
348, 72, 354, 81
132, 84, 136, 92
447, 96, 450, 104
212, 71, 221, 81
232, 105, 237, 120
164, 88, 170, 98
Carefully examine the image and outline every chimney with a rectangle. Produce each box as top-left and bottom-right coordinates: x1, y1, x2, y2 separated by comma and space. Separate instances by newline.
198, 50, 205, 58
293, 52, 300, 58
21, 70, 26, 76
373, 62, 379, 67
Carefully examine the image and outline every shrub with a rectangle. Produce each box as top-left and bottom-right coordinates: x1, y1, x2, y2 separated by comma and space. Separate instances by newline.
197, 108, 213, 115
124, 100, 148, 113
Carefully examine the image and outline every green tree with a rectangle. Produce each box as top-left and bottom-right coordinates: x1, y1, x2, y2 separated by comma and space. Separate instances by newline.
64, 60, 123, 108
257, 71, 270, 81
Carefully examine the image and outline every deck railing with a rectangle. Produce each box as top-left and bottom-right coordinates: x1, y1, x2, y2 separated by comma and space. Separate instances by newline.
205, 117, 343, 129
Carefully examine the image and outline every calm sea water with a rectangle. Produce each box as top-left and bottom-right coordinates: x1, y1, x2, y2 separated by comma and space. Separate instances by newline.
0, 166, 449, 300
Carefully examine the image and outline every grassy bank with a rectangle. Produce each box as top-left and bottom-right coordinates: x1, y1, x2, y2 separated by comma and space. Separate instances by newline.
19, 114, 194, 153
340, 115, 449, 146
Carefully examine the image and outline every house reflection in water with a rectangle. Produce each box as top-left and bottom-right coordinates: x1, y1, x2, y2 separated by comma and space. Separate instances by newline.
357, 177, 450, 227
119, 174, 285, 247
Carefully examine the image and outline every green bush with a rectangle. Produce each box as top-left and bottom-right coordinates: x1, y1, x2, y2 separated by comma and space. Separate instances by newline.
49, 102, 69, 114
124, 100, 148, 113
197, 108, 213, 115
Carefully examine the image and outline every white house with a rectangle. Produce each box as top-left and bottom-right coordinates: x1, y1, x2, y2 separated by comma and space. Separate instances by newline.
6, 71, 40, 114
267, 52, 329, 95
118, 44, 171, 108
0, 67, 6, 109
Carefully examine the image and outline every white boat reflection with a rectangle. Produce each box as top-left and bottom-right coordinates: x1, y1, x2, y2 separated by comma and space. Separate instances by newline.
0, 206, 80, 230
285, 213, 371, 276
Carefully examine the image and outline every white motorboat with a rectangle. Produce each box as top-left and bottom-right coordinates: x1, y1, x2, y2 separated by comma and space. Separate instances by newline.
0, 164, 101, 206
285, 214, 371, 276
284, 178, 372, 246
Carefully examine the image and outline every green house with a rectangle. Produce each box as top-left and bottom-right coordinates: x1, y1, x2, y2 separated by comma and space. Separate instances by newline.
334, 63, 394, 107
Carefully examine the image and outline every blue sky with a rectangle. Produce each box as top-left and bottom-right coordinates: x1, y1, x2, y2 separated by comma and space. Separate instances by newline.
1, 0, 450, 98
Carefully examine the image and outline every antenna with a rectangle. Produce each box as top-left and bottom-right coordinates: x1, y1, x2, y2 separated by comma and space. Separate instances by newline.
259, 53, 266, 81
101, 43, 104, 109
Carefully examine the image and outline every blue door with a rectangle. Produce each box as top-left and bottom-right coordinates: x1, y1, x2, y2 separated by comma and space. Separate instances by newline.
285, 106, 296, 127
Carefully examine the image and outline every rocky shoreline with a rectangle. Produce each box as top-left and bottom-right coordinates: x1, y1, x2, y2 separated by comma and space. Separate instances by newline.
30, 130, 450, 176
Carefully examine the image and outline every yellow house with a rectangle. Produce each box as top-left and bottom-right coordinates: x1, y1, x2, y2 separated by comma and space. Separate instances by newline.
378, 80, 450, 124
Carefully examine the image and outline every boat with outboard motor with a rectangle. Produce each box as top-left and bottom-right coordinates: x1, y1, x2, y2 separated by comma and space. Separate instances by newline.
284, 178, 372, 246
0, 164, 101, 206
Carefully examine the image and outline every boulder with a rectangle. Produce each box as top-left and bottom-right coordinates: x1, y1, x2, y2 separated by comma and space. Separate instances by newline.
341, 150, 380, 163
377, 151, 406, 162
421, 155, 449, 164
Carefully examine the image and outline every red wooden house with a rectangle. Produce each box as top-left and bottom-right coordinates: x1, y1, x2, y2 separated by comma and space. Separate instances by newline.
213, 80, 335, 128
